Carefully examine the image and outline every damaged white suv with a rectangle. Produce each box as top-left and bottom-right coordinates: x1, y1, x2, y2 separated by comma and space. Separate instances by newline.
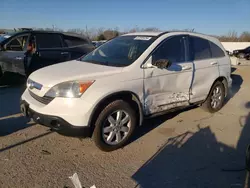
21, 31, 232, 151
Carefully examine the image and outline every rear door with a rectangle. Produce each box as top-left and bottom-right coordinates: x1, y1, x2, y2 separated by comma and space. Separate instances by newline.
189, 36, 220, 103
29, 33, 69, 73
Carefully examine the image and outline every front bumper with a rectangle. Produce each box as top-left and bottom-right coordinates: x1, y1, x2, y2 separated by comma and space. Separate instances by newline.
20, 100, 91, 137
21, 88, 94, 126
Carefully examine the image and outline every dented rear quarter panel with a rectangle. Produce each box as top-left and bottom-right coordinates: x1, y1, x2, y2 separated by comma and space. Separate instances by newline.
218, 55, 232, 89
189, 57, 220, 103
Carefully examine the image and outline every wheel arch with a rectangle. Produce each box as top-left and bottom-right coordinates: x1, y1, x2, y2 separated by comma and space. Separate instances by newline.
205, 76, 228, 101
88, 91, 144, 135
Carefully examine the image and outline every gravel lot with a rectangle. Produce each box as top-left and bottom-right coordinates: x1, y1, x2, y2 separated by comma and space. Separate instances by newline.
0, 65, 250, 188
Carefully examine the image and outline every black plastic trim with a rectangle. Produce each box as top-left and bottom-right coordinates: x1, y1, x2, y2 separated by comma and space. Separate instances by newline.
21, 100, 91, 137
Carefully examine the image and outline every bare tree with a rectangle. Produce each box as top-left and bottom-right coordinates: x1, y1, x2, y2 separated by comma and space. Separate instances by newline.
239, 32, 250, 42
218, 31, 238, 42
103, 29, 119, 40
142, 27, 161, 32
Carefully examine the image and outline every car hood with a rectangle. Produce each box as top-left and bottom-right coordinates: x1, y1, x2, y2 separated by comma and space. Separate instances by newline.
29, 60, 123, 87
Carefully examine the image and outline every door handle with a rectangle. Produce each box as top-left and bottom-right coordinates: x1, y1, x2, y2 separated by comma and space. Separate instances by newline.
182, 66, 192, 71
210, 61, 218, 65
15, 56, 23, 60
61, 52, 69, 55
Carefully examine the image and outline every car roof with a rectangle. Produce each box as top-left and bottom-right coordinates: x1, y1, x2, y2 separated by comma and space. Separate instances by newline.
121, 31, 219, 44
123, 31, 163, 36
10, 30, 91, 42
122, 31, 215, 38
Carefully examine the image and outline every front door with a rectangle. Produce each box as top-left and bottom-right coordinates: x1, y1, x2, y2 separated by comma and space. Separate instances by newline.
143, 35, 193, 115
0, 34, 30, 76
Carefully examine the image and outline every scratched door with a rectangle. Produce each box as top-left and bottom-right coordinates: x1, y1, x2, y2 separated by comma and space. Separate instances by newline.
143, 35, 193, 115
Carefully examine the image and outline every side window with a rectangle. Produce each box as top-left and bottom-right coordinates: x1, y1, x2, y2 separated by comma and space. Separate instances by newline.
63, 35, 88, 47
36, 34, 63, 49
209, 42, 225, 58
152, 36, 186, 63
6, 35, 29, 51
191, 36, 211, 60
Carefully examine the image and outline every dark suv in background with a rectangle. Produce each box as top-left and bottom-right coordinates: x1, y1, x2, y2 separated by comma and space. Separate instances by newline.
233, 46, 250, 58
0, 30, 94, 83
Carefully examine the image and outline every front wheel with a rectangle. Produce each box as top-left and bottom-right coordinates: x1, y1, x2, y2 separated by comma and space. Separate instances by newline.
201, 81, 225, 113
92, 100, 137, 152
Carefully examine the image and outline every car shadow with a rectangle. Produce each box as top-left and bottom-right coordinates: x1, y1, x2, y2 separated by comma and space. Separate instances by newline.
0, 83, 35, 136
132, 102, 250, 188
231, 67, 237, 73
0, 72, 26, 86
129, 106, 198, 145
0, 130, 53, 153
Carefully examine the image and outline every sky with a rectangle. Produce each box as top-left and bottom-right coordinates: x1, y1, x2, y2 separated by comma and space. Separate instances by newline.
0, 0, 249, 35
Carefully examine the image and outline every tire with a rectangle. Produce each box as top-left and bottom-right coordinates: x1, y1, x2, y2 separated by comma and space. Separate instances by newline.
201, 81, 225, 113
92, 100, 137, 152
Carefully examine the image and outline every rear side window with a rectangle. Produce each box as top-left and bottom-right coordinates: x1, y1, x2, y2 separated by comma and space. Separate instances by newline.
36, 34, 63, 49
209, 41, 225, 58
63, 35, 89, 47
191, 36, 211, 60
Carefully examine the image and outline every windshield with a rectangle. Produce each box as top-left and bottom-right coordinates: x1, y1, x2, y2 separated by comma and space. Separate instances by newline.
80, 35, 156, 67
0, 33, 15, 43
0, 35, 9, 42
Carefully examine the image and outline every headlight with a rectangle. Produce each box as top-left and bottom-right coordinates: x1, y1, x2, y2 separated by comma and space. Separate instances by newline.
27, 78, 32, 88
45, 81, 94, 98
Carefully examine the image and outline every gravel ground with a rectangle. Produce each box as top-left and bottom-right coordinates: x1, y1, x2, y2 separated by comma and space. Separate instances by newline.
0, 65, 250, 188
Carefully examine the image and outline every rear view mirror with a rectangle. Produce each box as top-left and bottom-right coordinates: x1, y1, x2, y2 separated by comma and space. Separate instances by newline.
152, 59, 172, 69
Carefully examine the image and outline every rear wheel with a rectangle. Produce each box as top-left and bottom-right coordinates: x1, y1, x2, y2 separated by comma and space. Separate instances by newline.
92, 100, 136, 152
201, 81, 225, 113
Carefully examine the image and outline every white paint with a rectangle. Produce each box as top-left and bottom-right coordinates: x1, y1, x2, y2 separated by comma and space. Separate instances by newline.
143, 56, 193, 114
29, 60, 123, 87
123, 31, 162, 36
221, 42, 250, 53
21, 31, 232, 128
134, 36, 152, 40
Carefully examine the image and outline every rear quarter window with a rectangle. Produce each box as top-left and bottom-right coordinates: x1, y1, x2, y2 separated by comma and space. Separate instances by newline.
209, 41, 225, 58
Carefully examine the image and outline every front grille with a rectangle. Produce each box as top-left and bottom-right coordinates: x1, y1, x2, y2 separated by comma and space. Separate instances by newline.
29, 90, 54, 105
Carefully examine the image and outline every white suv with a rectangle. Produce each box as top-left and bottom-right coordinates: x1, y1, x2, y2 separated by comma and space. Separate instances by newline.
21, 31, 232, 151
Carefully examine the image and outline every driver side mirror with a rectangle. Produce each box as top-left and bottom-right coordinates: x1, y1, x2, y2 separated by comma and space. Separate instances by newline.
152, 59, 172, 69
